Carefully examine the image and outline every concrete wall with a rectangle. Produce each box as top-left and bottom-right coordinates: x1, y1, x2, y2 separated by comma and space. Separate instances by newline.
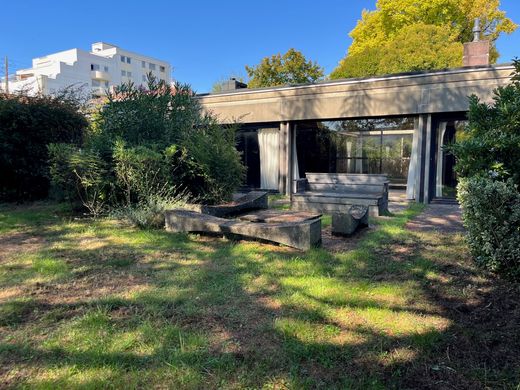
198, 65, 513, 123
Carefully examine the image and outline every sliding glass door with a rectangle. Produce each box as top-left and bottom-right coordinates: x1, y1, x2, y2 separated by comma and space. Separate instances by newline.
435, 121, 466, 199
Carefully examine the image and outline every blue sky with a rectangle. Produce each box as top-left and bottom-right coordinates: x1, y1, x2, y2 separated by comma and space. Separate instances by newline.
1, 0, 519, 92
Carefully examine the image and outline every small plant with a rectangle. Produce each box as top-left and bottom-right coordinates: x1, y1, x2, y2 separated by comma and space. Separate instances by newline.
112, 194, 187, 229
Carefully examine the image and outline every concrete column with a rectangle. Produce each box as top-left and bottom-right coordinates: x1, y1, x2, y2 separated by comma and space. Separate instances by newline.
423, 114, 433, 204
278, 122, 291, 195
413, 114, 435, 203
414, 115, 425, 202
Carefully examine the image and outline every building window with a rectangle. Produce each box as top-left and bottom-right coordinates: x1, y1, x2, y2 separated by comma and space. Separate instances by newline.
149, 63, 156, 70
120, 55, 125, 62
126, 57, 131, 64
104, 66, 109, 72
121, 70, 126, 76
91, 64, 100, 71
127, 71, 132, 77
104, 81, 109, 87
295, 117, 416, 185
142, 61, 146, 68
91, 79, 100, 87
142, 75, 147, 82
160, 65, 165, 72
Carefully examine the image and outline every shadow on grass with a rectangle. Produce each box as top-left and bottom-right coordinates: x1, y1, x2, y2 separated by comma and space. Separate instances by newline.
0, 202, 519, 389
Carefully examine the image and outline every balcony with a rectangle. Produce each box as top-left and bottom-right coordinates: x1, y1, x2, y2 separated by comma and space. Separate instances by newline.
90, 70, 110, 81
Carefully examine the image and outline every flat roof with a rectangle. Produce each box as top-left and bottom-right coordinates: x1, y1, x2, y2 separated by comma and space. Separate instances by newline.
198, 63, 513, 97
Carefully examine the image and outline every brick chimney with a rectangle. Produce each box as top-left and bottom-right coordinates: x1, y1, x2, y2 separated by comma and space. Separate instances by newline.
463, 18, 490, 67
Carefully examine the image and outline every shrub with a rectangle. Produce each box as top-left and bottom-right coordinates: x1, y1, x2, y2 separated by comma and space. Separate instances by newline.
48, 144, 110, 217
182, 122, 245, 203
93, 75, 244, 204
457, 176, 520, 280
451, 59, 520, 280
113, 140, 171, 205
0, 92, 87, 201
112, 194, 187, 229
450, 59, 520, 187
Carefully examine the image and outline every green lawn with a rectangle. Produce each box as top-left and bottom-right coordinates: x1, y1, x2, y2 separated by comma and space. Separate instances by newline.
0, 202, 518, 389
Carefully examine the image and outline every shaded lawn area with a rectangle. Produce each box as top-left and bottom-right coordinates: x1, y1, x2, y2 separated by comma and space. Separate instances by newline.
0, 203, 519, 389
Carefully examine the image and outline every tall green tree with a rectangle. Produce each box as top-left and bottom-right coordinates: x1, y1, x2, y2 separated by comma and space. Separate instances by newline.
331, 0, 517, 79
245, 48, 324, 88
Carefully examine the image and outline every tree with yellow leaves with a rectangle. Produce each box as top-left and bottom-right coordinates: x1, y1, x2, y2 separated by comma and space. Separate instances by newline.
331, 0, 517, 79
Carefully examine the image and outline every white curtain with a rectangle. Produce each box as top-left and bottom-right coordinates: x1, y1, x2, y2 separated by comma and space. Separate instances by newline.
406, 124, 420, 199
258, 128, 280, 190
435, 122, 448, 197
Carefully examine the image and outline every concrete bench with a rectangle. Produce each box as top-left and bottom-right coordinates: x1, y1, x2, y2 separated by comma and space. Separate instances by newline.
190, 191, 268, 217
165, 209, 321, 250
292, 173, 389, 219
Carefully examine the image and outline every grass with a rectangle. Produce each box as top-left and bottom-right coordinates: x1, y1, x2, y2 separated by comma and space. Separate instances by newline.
0, 202, 519, 389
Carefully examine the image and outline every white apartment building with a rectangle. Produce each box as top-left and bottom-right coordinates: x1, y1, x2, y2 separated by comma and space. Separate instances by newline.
4, 42, 172, 97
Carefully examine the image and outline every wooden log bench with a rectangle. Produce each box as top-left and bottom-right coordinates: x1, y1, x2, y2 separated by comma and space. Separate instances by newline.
165, 209, 321, 250
292, 173, 389, 217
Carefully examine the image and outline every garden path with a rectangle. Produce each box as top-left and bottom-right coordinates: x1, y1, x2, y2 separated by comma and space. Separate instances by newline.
406, 203, 464, 233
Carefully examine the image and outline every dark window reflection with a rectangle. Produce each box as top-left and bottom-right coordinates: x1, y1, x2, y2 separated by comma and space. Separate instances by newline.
296, 117, 415, 184
236, 130, 260, 188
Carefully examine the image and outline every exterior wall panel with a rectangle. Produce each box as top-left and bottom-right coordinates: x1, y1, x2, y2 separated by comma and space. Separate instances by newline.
199, 66, 513, 123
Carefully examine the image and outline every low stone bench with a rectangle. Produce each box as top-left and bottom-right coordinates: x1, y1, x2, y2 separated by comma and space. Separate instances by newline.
165, 209, 321, 250
292, 173, 389, 217
190, 191, 268, 218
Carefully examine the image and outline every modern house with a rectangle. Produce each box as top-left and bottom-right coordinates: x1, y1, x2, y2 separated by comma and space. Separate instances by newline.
3, 42, 172, 97
198, 40, 513, 204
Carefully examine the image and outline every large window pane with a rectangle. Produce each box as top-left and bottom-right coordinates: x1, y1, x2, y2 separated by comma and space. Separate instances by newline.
296, 117, 415, 184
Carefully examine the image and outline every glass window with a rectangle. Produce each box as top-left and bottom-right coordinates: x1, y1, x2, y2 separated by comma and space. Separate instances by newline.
91, 79, 100, 87
104, 66, 109, 72
104, 81, 109, 87
142, 75, 146, 82
295, 117, 415, 184
149, 63, 156, 70
126, 57, 131, 64
127, 71, 132, 77
120, 55, 125, 62
121, 70, 126, 76
91, 64, 99, 71
160, 65, 165, 72
142, 61, 146, 68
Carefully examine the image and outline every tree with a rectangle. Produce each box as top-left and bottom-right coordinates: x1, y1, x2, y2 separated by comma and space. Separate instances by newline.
331, 0, 517, 79
245, 48, 324, 88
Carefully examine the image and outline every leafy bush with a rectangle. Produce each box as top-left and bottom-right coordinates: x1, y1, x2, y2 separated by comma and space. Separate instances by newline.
49, 144, 110, 217
457, 177, 520, 280
450, 60, 520, 187
48, 75, 244, 222
182, 122, 245, 203
91, 75, 244, 204
0, 92, 87, 201
112, 194, 187, 229
452, 59, 520, 280
113, 140, 171, 205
